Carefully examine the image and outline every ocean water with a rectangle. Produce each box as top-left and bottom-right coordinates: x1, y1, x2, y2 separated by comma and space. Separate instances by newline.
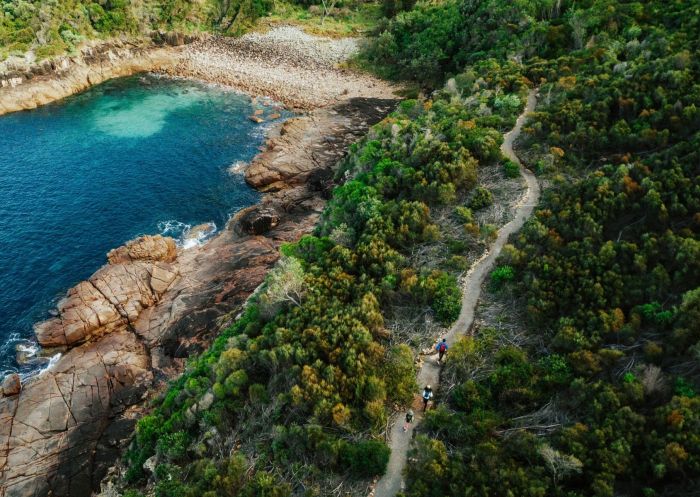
0, 74, 282, 378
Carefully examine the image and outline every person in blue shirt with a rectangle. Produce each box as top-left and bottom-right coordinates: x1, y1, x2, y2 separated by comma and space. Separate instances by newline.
435, 338, 448, 364
422, 385, 433, 411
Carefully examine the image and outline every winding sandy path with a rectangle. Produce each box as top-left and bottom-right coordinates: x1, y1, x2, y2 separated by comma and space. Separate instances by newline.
372, 89, 539, 497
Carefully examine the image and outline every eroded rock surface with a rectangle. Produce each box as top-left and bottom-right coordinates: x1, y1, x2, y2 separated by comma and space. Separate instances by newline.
0, 332, 151, 497
0, 39, 181, 116
34, 236, 179, 348
107, 235, 177, 264
0, 375, 20, 397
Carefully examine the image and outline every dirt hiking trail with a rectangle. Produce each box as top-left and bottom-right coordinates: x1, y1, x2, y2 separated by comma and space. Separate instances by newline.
372, 89, 540, 497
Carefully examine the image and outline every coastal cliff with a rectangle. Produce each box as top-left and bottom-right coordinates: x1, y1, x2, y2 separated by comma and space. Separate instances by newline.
0, 27, 397, 497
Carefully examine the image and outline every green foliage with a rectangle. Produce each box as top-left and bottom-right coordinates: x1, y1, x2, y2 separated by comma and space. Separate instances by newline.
675, 377, 696, 398
382, 344, 417, 405
468, 186, 494, 210
339, 439, 391, 477
490, 265, 515, 287
0, 0, 273, 62
411, 270, 462, 324
454, 206, 473, 224
121, 47, 528, 495
503, 159, 521, 178
123, 491, 145, 497
362, 0, 557, 87
401, 1, 700, 497
381, 0, 415, 19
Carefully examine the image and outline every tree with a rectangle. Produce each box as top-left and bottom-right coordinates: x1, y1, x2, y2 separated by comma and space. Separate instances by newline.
539, 444, 583, 486
259, 256, 306, 316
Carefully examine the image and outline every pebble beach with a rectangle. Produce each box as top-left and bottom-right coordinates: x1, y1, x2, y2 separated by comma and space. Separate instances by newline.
169, 26, 396, 110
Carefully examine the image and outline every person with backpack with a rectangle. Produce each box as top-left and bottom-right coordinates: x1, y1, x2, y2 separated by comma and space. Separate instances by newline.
403, 409, 414, 432
435, 338, 448, 364
422, 385, 433, 411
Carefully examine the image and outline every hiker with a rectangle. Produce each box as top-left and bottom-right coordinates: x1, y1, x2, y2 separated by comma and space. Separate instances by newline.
403, 409, 414, 432
422, 385, 433, 411
435, 338, 449, 364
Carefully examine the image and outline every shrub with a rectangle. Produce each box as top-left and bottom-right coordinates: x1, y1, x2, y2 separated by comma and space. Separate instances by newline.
339, 440, 391, 477
675, 377, 696, 398
425, 271, 462, 324
157, 431, 189, 461
455, 206, 474, 223
491, 265, 515, 287
382, 345, 417, 405
503, 159, 520, 178
469, 186, 494, 210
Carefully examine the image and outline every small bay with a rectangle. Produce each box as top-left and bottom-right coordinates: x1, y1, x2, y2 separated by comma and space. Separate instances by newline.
0, 74, 278, 377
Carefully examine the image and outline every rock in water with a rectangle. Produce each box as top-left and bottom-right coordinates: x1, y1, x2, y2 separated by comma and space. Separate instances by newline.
184, 223, 216, 245
1, 373, 21, 396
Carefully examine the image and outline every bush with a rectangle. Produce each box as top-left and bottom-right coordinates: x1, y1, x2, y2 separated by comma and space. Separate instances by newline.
419, 271, 462, 324
469, 187, 493, 210
503, 159, 520, 178
383, 345, 417, 405
491, 265, 515, 287
339, 440, 391, 477
381, 0, 417, 18
455, 206, 474, 223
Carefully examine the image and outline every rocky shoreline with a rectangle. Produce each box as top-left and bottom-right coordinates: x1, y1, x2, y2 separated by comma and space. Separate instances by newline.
0, 34, 193, 116
0, 26, 397, 497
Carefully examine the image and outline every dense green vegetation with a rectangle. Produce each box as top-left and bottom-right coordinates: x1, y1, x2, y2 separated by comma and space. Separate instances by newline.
0, 0, 274, 61
368, 1, 700, 496
5, 0, 698, 495
119, 54, 528, 496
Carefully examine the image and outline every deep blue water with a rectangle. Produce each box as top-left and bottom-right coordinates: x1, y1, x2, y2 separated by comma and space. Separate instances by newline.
0, 74, 280, 378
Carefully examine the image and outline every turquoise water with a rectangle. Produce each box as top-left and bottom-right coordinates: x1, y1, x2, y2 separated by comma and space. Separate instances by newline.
0, 74, 281, 377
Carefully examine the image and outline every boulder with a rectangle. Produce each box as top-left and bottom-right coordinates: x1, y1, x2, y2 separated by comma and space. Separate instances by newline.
34, 260, 179, 348
237, 207, 280, 235
107, 235, 177, 264
1, 373, 21, 396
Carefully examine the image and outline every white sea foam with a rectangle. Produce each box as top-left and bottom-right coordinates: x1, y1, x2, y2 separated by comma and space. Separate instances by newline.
16, 343, 38, 357
228, 160, 247, 175
182, 222, 217, 249
158, 219, 190, 238
38, 353, 61, 376
158, 219, 217, 249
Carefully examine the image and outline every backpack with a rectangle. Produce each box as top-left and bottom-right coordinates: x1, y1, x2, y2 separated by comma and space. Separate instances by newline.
423, 389, 432, 400
438, 342, 447, 352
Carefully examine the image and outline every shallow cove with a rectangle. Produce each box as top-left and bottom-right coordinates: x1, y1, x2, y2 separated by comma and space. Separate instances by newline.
0, 74, 281, 377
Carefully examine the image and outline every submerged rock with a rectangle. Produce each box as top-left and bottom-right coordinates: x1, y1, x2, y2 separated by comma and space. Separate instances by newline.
184, 223, 216, 245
